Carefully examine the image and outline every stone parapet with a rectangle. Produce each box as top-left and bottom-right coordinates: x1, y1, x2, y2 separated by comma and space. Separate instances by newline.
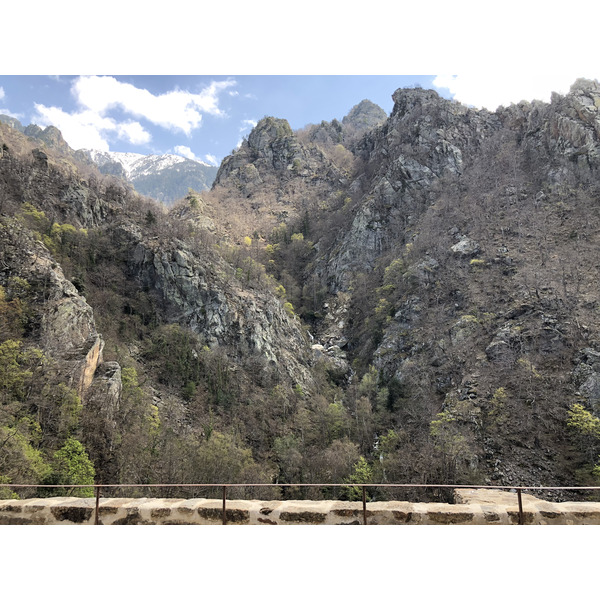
1, 489, 600, 525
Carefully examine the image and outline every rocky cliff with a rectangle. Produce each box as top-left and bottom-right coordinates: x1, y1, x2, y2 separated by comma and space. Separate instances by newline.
202, 78, 600, 496
0, 118, 316, 491
3, 80, 600, 500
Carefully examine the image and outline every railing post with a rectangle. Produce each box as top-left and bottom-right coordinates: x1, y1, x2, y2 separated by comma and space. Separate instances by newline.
222, 486, 227, 525
362, 486, 367, 525
94, 486, 101, 525
517, 489, 524, 525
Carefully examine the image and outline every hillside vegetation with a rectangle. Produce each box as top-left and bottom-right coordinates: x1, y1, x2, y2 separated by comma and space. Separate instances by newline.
2, 82, 600, 501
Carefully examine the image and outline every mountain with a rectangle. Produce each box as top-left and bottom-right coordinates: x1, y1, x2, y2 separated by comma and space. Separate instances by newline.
209, 78, 600, 497
83, 150, 218, 204
0, 114, 25, 131
342, 98, 388, 133
0, 115, 219, 205
3, 82, 600, 502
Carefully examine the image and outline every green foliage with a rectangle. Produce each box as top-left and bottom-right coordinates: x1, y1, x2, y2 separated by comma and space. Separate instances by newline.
358, 365, 379, 401
0, 340, 42, 402
379, 429, 400, 455
190, 432, 268, 486
143, 324, 204, 388
383, 258, 405, 286
430, 408, 475, 478
145, 210, 157, 226
204, 347, 237, 407
0, 475, 18, 499
36, 382, 82, 446
469, 258, 486, 267
0, 424, 52, 485
342, 456, 373, 501
43, 437, 95, 497
567, 404, 600, 482
121, 366, 144, 403
19, 202, 51, 234
182, 381, 197, 401
37, 221, 88, 259
567, 404, 600, 438
273, 434, 303, 482
374, 298, 391, 318
486, 387, 509, 430
0, 286, 26, 342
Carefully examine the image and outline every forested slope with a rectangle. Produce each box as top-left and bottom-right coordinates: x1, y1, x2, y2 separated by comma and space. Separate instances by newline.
3, 81, 600, 501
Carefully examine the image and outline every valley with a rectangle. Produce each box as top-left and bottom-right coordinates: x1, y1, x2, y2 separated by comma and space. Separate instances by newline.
2, 80, 600, 502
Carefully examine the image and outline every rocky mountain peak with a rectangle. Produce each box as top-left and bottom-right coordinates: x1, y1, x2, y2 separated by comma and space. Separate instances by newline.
214, 115, 340, 192
23, 123, 73, 154
342, 99, 387, 132
569, 77, 600, 95
0, 114, 23, 131
248, 116, 294, 148
391, 86, 449, 116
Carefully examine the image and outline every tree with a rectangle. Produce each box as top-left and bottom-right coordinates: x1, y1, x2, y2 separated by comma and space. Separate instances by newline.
567, 403, 600, 466
43, 437, 96, 497
342, 456, 373, 501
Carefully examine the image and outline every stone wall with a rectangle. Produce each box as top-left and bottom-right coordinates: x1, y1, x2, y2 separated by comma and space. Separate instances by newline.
1, 489, 600, 525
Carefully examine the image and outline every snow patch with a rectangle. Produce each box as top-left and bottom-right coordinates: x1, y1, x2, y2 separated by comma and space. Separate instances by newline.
86, 150, 212, 180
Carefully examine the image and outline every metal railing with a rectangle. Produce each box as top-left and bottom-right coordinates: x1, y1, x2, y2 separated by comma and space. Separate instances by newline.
2, 482, 600, 525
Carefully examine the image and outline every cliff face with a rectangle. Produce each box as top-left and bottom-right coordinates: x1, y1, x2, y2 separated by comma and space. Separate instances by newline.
318, 87, 500, 290
0, 117, 319, 490
4, 79, 600, 498
123, 223, 313, 386
204, 79, 600, 493
0, 218, 103, 398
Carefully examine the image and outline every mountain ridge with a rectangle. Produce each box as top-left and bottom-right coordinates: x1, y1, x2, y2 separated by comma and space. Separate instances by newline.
3, 80, 600, 500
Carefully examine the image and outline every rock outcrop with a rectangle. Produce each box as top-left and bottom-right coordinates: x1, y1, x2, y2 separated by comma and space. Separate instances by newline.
320, 87, 499, 290
121, 224, 314, 387
0, 218, 104, 398
215, 116, 344, 195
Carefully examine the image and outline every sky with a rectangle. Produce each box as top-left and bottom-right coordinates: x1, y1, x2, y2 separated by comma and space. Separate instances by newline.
0, 75, 450, 165
2, 72, 599, 168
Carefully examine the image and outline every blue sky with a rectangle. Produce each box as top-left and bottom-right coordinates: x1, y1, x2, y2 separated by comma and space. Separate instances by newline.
0, 75, 449, 166
2, 73, 598, 168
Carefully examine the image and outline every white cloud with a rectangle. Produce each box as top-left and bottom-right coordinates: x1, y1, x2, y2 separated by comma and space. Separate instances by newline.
432, 73, 600, 111
0, 109, 23, 120
34, 104, 151, 150
240, 119, 257, 131
117, 120, 151, 145
32, 76, 236, 151
34, 104, 115, 150
174, 145, 197, 160
204, 154, 219, 167
72, 76, 236, 135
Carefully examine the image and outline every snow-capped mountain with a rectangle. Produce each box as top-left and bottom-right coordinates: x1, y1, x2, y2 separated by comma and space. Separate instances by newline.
85, 150, 219, 205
